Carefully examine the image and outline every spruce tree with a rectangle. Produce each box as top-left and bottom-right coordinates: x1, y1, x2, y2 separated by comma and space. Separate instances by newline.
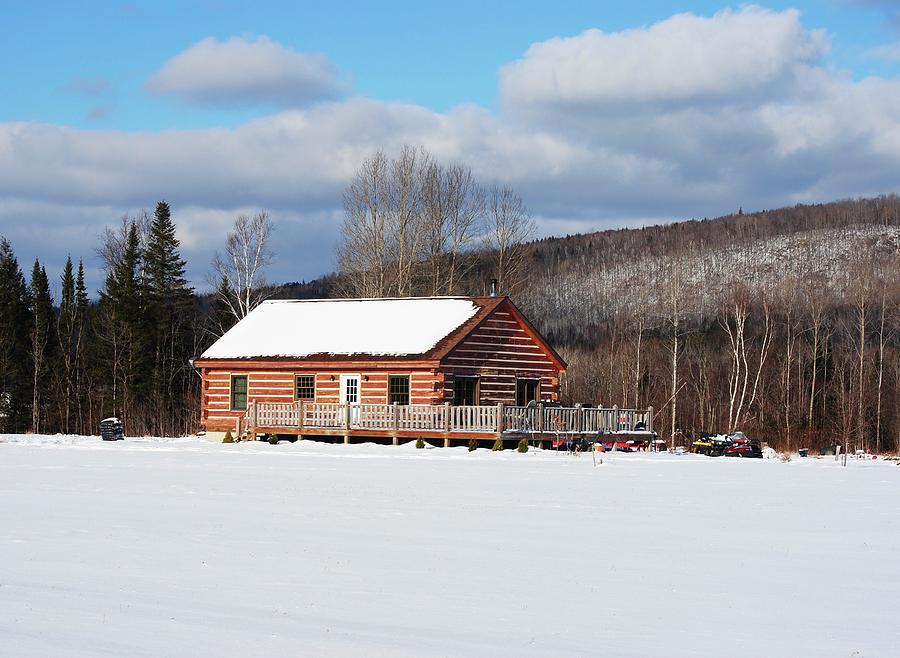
58, 257, 78, 433
29, 259, 57, 433
98, 221, 149, 431
0, 238, 32, 432
145, 202, 191, 301
75, 259, 89, 310
144, 201, 194, 435
74, 259, 90, 434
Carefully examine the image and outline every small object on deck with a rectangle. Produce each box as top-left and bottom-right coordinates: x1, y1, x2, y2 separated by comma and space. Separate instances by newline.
100, 417, 124, 441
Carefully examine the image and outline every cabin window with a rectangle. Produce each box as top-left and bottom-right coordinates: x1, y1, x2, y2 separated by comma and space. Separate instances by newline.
230, 375, 248, 411
453, 376, 479, 405
516, 378, 540, 406
295, 375, 315, 401
388, 375, 410, 405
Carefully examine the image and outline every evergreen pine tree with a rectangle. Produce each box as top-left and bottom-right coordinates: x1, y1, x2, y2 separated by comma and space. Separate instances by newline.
0, 238, 32, 432
143, 201, 195, 435
98, 221, 149, 431
73, 259, 91, 434
145, 202, 191, 302
58, 256, 75, 432
75, 259, 89, 310
29, 259, 57, 433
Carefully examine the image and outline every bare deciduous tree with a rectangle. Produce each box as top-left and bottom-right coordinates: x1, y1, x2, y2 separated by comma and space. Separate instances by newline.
486, 185, 534, 296
338, 151, 391, 297
212, 211, 274, 322
421, 162, 485, 295
443, 164, 485, 294
720, 285, 774, 433
97, 211, 151, 273
387, 145, 429, 296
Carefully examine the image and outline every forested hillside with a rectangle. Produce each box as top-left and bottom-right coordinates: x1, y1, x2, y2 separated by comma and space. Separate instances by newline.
2, 194, 898, 453
509, 197, 900, 452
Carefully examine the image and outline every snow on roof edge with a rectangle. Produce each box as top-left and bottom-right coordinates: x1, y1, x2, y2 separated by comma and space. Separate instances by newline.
198, 296, 485, 360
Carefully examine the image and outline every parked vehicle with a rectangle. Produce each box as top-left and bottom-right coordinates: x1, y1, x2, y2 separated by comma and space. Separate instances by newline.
691, 434, 732, 456
723, 442, 763, 458
601, 441, 635, 452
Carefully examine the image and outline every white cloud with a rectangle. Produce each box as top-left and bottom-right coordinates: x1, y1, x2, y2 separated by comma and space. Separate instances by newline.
500, 6, 827, 112
4, 8, 900, 292
146, 35, 346, 107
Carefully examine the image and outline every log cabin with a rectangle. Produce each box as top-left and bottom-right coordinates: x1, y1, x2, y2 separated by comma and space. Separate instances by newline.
192, 295, 568, 442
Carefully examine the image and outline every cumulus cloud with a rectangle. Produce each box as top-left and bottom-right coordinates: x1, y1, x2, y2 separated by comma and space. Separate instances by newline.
495, 5, 900, 214
500, 6, 828, 112
146, 35, 346, 107
3, 8, 900, 291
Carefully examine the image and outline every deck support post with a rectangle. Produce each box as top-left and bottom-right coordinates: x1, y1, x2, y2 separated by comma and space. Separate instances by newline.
496, 403, 504, 447
250, 400, 258, 440
296, 400, 304, 441
392, 402, 399, 445
613, 404, 619, 433
647, 406, 654, 433
443, 402, 451, 448
575, 403, 582, 434
343, 403, 350, 444
536, 403, 544, 448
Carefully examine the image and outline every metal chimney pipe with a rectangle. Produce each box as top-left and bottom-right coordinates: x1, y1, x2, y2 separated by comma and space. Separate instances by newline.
490, 278, 498, 297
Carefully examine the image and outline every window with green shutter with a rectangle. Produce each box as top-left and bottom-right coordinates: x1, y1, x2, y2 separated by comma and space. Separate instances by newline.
230, 375, 248, 410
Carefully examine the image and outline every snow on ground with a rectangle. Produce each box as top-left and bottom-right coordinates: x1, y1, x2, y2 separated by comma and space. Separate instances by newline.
1, 435, 898, 658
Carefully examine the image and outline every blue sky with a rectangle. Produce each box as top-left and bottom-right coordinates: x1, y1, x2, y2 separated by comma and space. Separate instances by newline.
3, 1, 898, 129
1, 1, 900, 291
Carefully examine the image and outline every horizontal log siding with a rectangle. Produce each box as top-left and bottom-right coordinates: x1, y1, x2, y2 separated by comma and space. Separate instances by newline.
201, 366, 442, 429
441, 309, 560, 405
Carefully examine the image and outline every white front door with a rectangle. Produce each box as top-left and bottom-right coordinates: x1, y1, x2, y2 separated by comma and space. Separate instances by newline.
339, 374, 361, 425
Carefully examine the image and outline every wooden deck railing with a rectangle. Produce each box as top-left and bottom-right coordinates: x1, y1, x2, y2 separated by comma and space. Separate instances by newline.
243, 401, 654, 436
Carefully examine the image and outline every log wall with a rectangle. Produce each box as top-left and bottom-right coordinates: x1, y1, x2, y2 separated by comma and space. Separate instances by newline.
441, 306, 560, 404
201, 365, 443, 431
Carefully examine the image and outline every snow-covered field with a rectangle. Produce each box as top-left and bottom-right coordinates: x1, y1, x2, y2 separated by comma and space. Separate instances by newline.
1, 435, 897, 658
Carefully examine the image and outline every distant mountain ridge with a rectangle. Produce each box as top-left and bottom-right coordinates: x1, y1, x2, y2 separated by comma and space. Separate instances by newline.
267, 195, 900, 347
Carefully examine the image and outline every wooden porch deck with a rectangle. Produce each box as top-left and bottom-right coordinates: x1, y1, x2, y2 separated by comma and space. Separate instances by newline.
236, 401, 654, 446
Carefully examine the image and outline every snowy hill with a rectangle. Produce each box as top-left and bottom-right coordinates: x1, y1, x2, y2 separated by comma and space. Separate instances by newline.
524, 223, 900, 336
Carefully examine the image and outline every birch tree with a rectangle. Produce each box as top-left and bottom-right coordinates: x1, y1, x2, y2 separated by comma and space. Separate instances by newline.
212, 211, 274, 321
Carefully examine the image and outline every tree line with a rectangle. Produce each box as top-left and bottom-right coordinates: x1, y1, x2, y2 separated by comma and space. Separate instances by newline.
335, 174, 900, 453
513, 200, 900, 454
0, 202, 275, 437
2, 143, 898, 454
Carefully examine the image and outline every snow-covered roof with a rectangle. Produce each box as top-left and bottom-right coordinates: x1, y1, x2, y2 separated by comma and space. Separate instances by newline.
200, 297, 484, 360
